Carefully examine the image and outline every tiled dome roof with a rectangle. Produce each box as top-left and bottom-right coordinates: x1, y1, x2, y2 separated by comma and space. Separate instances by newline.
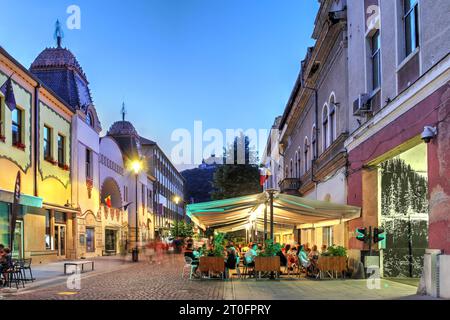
30, 47, 88, 81
107, 121, 139, 137
107, 121, 142, 159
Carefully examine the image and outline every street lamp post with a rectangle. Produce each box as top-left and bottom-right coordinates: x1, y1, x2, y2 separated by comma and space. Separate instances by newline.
131, 160, 142, 263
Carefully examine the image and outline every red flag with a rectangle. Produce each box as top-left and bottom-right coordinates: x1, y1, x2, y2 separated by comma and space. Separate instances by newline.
105, 195, 112, 208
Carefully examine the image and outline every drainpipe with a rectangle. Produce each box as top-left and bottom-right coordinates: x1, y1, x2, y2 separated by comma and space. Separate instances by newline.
33, 83, 41, 197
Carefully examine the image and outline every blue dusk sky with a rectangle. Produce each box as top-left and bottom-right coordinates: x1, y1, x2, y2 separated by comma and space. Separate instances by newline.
1, 0, 318, 170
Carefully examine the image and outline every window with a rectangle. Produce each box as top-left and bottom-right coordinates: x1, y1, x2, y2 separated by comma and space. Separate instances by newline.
57, 134, 65, 166
297, 149, 301, 177
43, 126, 52, 160
11, 108, 22, 146
86, 112, 94, 127
294, 152, 298, 178
290, 159, 293, 178
142, 185, 146, 211
86, 148, 92, 179
329, 95, 336, 142
311, 126, 317, 159
322, 106, 328, 151
371, 30, 381, 90
404, 0, 419, 57
322, 226, 333, 247
0, 97, 3, 138
45, 210, 52, 250
304, 138, 309, 173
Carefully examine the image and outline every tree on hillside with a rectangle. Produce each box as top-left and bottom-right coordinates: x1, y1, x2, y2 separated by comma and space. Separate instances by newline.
212, 134, 261, 200
181, 167, 216, 204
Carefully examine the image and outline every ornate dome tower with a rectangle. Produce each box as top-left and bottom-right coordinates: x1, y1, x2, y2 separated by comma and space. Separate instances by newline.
30, 21, 101, 131
107, 103, 142, 160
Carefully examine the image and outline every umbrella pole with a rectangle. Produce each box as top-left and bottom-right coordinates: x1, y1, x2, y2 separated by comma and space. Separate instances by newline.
264, 203, 268, 243
269, 191, 274, 242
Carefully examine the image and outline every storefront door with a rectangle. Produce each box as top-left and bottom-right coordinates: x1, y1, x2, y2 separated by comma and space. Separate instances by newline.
105, 229, 117, 254
86, 227, 95, 253
54, 224, 66, 257
12, 220, 24, 259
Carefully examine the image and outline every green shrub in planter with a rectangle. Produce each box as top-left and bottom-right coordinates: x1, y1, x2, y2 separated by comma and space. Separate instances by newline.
323, 245, 347, 257
260, 239, 282, 257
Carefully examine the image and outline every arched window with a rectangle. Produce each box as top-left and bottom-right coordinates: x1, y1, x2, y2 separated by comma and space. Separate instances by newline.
311, 125, 317, 159
322, 104, 329, 151
86, 111, 94, 127
304, 137, 309, 173
297, 148, 301, 177
329, 93, 337, 143
294, 152, 298, 178
290, 159, 293, 178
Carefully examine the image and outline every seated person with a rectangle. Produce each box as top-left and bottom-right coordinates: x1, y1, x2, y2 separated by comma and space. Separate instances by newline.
224, 248, 240, 278
287, 247, 299, 270
244, 244, 258, 267
277, 249, 288, 267
321, 244, 327, 254
308, 245, 320, 260
298, 245, 310, 269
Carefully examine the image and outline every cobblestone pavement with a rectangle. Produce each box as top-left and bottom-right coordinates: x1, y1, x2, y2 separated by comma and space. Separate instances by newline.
3, 254, 225, 300
1, 254, 437, 300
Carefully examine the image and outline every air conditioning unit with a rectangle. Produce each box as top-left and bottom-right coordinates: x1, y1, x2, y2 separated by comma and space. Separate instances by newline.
353, 94, 372, 116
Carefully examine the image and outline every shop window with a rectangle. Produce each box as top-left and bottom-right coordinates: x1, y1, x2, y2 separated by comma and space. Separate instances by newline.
45, 210, 53, 250
54, 211, 66, 224
0, 202, 10, 246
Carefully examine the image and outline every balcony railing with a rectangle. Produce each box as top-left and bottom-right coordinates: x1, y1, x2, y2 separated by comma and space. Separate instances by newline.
279, 178, 301, 194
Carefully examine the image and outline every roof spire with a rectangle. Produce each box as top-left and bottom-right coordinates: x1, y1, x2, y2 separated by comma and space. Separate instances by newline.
121, 102, 127, 121
54, 20, 64, 48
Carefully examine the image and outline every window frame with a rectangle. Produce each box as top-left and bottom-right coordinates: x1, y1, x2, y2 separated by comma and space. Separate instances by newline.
11, 107, 23, 146
404, 0, 419, 57
43, 125, 52, 161
86, 111, 94, 127
322, 105, 329, 151
304, 137, 309, 173
57, 134, 65, 167
86, 148, 92, 179
371, 30, 381, 91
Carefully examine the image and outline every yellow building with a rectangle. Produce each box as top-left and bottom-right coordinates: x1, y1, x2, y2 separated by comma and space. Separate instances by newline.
0, 46, 77, 263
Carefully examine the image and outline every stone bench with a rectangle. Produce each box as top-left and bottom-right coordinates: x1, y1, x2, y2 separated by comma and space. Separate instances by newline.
64, 261, 95, 275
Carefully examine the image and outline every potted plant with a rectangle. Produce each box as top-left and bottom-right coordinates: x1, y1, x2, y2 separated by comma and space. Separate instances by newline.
318, 245, 348, 278
254, 239, 281, 277
199, 233, 225, 278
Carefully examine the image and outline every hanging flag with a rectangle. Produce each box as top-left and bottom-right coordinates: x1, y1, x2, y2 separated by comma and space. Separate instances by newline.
259, 166, 273, 186
0, 76, 17, 112
259, 167, 268, 186
105, 195, 112, 208
10, 171, 21, 250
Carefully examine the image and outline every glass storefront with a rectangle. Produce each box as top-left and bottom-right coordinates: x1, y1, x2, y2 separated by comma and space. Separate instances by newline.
0, 202, 10, 247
